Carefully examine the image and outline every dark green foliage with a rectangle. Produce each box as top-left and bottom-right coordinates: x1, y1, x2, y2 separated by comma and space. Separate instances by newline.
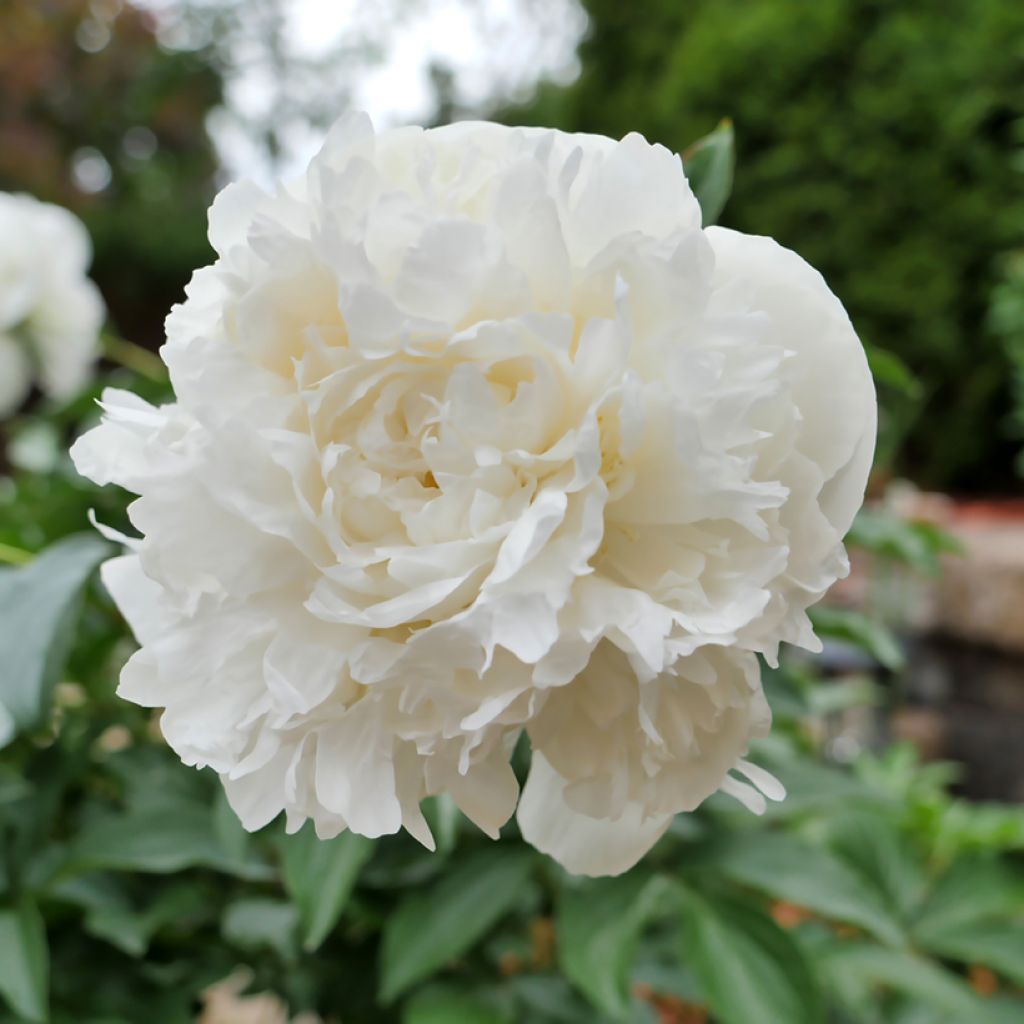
503, 0, 1024, 491
1, 507, 1022, 1022
1, 37, 1022, 1019
989, 250, 1024, 475
5, 384, 1013, 1023
0, 535, 110, 737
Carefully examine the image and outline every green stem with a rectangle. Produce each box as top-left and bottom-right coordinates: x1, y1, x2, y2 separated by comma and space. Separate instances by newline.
102, 334, 167, 382
0, 541, 32, 565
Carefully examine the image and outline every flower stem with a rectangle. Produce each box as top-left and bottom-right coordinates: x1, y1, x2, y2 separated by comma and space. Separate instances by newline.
102, 334, 167, 383
0, 541, 32, 565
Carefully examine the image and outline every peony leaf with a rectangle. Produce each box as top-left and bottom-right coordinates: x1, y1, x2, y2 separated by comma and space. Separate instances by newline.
917, 920, 1024, 987
221, 898, 299, 962
0, 899, 49, 1023
809, 606, 905, 672
403, 984, 506, 1024
556, 872, 668, 1020
730, 749, 886, 820
679, 886, 824, 1024
53, 875, 210, 959
278, 823, 373, 952
682, 119, 735, 225
711, 832, 905, 946
912, 856, 1024, 940
500, 976, 598, 1023
824, 810, 927, 922
0, 534, 109, 743
379, 847, 534, 1003
816, 943, 988, 1020
69, 805, 272, 880
846, 507, 962, 577
863, 343, 923, 399
912, 856, 1024, 983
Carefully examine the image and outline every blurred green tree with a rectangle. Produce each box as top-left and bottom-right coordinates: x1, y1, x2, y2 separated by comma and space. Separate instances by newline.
501, 0, 1024, 493
0, 0, 222, 347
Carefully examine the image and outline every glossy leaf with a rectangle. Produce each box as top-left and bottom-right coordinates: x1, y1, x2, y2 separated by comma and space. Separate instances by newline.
864, 344, 924, 399
912, 856, 1024, 941
817, 943, 985, 1020
0, 900, 48, 1022
911, 858, 1024, 985
403, 984, 507, 1024
826, 811, 927, 921
279, 823, 373, 951
221, 898, 299, 962
846, 509, 962, 576
920, 920, 1024, 986
755, 751, 887, 819
69, 805, 272, 880
679, 886, 823, 1024
502, 976, 602, 1024
557, 872, 667, 1019
809, 606, 905, 671
379, 848, 534, 1003
712, 832, 905, 946
0, 535, 109, 741
54, 875, 209, 958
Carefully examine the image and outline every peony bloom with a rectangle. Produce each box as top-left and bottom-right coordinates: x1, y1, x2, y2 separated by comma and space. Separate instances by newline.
0, 192, 105, 417
72, 115, 875, 876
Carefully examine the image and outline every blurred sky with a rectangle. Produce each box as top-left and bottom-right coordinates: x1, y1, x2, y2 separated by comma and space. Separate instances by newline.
135, 0, 585, 183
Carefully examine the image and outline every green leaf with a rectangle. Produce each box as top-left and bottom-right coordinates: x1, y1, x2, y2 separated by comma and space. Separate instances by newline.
806, 676, 883, 716
912, 856, 1024, 941
679, 886, 823, 1024
0, 900, 49, 1022
556, 872, 667, 1019
278, 823, 373, 952
0, 764, 31, 805
846, 509, 962, 576
379, 847, 534, 1003
221, 898, 298, 962
501, 976, 599, 1024
54, 876, 210, 958
864, 344, 924, 399
712, 832, 905, 946
817, 943, 985, 1020
422, 795, 460, 856
682, 119, 735, 225
910, 857, 1024, 986
751, 748, 888, 820
826, 811, 927, 921
0, 535, 109, 740
403, 984, 507, 1024
809, 606, 905, 671
69, 805, 271, 880
211, 786, 253, 864
920, 920, 1024, 986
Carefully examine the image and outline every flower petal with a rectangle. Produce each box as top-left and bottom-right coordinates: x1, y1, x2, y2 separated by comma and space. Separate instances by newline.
517, 752, 671, 876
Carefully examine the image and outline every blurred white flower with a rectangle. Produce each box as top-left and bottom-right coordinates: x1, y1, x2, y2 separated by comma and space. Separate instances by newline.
72, 115, 875, 875
0, 192, 105, 417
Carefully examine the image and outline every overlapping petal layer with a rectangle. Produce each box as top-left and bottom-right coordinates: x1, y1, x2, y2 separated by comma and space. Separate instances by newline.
72, 115, 875, 874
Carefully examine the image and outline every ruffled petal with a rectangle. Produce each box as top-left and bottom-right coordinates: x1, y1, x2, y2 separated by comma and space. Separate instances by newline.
517, 752, 671, 876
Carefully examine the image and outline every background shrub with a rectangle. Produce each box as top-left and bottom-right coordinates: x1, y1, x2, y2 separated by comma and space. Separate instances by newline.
503, 0, 1024, 491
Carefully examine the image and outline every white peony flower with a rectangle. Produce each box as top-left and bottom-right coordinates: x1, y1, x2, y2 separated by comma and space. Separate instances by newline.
0, 192, 105, 417
72, 115, 875, 876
